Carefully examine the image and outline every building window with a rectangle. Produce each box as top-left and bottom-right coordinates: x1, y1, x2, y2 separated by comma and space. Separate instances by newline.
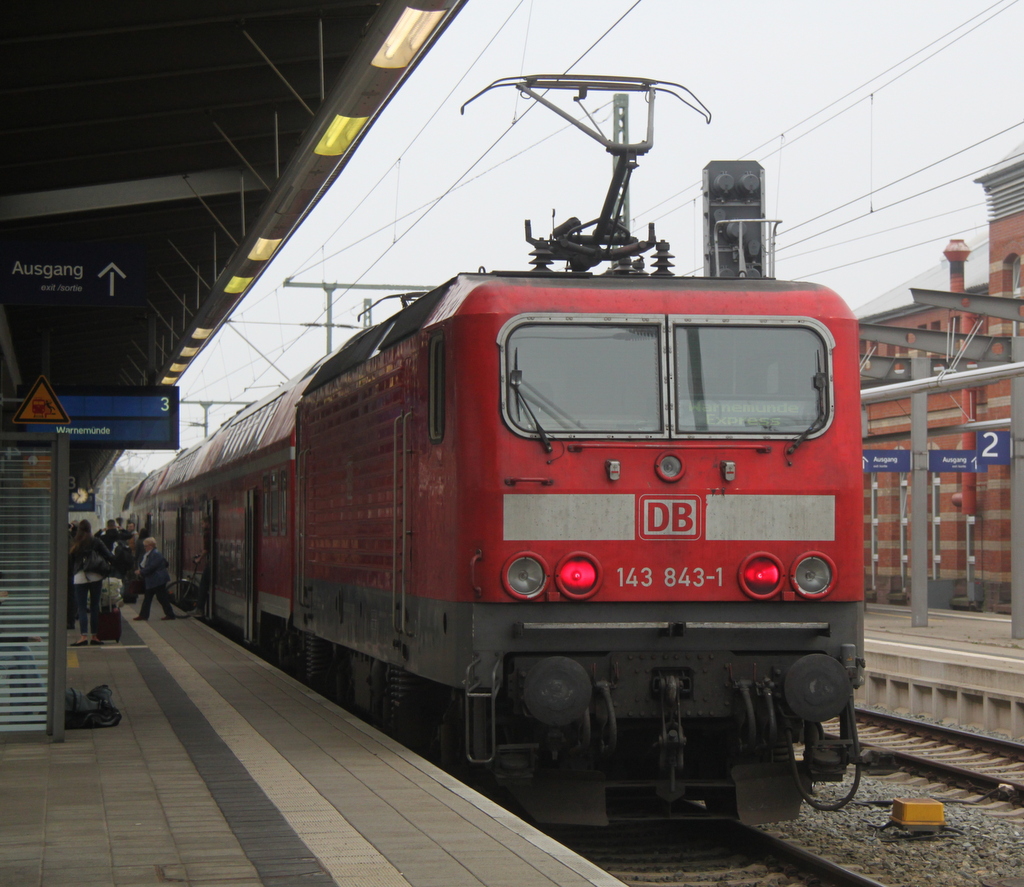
1013, 255, 1021, 296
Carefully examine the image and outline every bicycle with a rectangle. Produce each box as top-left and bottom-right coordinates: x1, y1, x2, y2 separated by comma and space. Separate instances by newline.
167, 560, 201, 612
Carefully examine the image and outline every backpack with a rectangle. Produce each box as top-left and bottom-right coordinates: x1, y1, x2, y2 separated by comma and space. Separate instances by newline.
112, 541, 135, 575
64, 684, 122, 729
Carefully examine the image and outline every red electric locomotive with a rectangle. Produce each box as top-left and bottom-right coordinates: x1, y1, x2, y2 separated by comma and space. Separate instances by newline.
130, 77, 878, 825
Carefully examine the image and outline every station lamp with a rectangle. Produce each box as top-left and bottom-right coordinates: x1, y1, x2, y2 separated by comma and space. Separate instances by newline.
167, 2, 463, 385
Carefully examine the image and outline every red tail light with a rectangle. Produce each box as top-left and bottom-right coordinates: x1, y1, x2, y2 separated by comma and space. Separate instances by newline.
738, 553, 784, 600
556, 553, 601, 599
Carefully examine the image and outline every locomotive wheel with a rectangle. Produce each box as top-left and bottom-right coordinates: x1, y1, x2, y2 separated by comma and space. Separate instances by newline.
383, 666, 450, 753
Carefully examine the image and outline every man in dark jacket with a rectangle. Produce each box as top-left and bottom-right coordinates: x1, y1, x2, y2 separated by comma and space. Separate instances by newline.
132, 537, 175, 621
97, 520, 120, 551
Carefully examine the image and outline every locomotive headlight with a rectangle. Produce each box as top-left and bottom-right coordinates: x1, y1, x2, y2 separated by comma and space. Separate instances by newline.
738, 552, 784, 600
555, 552, 602, 599
791, 552, 836, 598
655, 451, 685, 482
502, 553, 548, 599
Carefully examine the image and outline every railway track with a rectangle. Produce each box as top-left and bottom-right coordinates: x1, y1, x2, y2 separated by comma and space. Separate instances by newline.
855, 708, 1024, 810
544, 819, 891, 887
541, 712, 1024, 887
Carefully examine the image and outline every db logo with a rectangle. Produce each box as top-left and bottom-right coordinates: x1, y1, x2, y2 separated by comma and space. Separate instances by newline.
639, 495, 701, 540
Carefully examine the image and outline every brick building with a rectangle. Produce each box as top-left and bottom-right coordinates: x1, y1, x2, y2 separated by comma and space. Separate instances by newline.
857, 141, 1023, 611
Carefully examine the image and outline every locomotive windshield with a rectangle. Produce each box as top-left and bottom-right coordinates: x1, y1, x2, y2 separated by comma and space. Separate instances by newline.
500, 316, 831, 440
673, 324, 827, 435
505, 322, 664, 433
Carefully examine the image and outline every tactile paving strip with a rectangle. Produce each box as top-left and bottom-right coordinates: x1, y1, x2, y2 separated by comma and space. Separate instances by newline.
131, 621, 411, 887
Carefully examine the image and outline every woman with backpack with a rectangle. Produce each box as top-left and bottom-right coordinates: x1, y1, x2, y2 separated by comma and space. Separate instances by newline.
69, 520, 114, 646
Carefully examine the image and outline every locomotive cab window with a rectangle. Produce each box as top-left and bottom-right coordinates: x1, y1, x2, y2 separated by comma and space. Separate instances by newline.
502, 318, 664, 436
672, 321, 831, 437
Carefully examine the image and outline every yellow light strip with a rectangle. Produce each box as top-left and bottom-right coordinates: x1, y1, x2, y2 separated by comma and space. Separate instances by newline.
314, 115, 368, 156
160, 376, 178, 386
180, 346, 200, 358
169, 363, 188, 373
225, 276, 254, 294
193, 328, 214, 340
372, 7, 445, 68
248, 238, 282, 262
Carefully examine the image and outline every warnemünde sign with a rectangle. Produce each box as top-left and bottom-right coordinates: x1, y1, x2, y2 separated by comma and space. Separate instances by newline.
19, 385, 179, 450
0, 239, 146, 306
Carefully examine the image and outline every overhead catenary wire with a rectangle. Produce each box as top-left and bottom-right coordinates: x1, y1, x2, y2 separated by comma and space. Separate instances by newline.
297, 1, 649, 320
631, 0, 1020, 229
671, 124, 1024, 278
794, 222, 988, 280
780, 202, 982, 262
777, 140, 1024, 263
185, 1, 650, 440
781, 122, 1024, 242
290, 0, 530, 280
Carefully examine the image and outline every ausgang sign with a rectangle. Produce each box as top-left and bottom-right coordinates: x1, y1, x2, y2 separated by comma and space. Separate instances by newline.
0, 239, 146, 306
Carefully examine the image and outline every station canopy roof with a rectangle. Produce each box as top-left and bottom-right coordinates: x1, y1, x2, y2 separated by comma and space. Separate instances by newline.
0, 0, 464, 491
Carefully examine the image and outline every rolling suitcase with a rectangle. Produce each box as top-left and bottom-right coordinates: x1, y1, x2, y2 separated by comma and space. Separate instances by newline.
96, 606, 122, 643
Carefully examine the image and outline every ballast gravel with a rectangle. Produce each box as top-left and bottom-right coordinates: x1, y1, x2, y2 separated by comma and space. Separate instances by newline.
760, 771, 1024, 887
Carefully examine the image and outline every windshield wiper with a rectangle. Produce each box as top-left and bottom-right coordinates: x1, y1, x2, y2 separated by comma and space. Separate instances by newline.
510, 369, 553, 454
786, 359, 827, 459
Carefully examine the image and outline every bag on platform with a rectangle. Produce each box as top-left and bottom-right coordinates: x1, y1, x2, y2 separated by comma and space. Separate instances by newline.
122, 578, 142, 604
64, 684, 122, 729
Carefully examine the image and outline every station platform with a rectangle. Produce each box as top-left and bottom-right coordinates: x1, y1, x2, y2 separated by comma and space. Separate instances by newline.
0, 611, 623, 887
862, 604, 1024, 738
865, 603, 1024, 659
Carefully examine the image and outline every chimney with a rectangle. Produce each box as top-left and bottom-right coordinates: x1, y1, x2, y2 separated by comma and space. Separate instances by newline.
944, 239, 971, 293
944, 238, 977, 519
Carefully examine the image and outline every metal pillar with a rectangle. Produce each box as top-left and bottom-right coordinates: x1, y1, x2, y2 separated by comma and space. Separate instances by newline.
325, 287, 335, 353
49, 433, 69, 740
1012, 339, 1024, 638
869, 474, 878, 592
911, 358, 929, 627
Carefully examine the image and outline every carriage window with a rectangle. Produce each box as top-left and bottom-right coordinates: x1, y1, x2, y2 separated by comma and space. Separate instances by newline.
262, 475, 270, 534
673, 325, 828, 435
428, 333, 445, 443
269, 472, 279, 535
504, 323, 663, 434
279, 470, 288, 536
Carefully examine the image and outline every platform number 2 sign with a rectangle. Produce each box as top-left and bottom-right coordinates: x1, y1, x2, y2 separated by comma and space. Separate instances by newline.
978, 430, 1010, 466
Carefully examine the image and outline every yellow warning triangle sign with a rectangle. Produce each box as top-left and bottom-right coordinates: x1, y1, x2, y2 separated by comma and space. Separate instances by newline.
13, 375, 71, 424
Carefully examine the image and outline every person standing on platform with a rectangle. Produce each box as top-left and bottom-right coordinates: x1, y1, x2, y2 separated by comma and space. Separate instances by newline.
69, 520, 114, 646
97, 519, 120, 551
133, 537, 175, 621
188, 516, 212, 617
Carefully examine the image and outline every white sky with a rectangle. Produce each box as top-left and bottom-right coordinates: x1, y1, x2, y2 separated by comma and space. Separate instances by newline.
118, 0, 1024, 474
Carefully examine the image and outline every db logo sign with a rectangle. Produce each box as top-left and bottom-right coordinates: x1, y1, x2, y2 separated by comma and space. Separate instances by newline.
639, 495, 702, 540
